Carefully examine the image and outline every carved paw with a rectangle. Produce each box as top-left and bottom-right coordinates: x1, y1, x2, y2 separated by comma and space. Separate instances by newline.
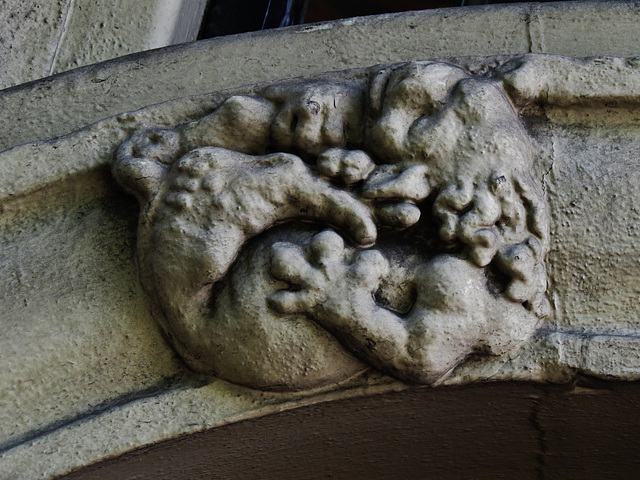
113, 126, 181, 202
269, 230, 388, 316
361, 163, 429, 228
317, 148, 375, 185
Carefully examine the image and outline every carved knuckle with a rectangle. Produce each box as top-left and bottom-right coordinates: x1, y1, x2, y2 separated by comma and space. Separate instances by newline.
377, 202, 421, 228
317, 148, 344, 177
309, 230, 345, 262
353, 250, 388, 278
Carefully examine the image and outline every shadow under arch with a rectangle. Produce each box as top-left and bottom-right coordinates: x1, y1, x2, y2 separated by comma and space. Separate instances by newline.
59, 380, 640, 480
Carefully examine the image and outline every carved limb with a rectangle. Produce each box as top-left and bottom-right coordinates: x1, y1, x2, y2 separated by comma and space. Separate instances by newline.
128, 148, 378, 371
498, 54, 640, 108
179, 95, 277, 155
269, 230, 540, 385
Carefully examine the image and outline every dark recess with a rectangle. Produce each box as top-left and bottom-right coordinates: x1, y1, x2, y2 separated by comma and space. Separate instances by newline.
59, 381, 640, 480
199, 0, 568, 39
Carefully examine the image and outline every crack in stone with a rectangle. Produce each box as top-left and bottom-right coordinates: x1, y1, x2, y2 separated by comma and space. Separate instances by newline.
529, 395, 547, 480
541, 134, 556, 196
0, 374, 198, 455
524, 10, 533, 54
49, 0, 75, 76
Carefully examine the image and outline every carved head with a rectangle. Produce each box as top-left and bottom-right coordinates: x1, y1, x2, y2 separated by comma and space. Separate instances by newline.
365, 61, 550, 317
265, 81, 366, 157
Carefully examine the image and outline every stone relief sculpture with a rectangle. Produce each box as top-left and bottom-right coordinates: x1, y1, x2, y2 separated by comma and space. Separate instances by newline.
113, 60, 550, 391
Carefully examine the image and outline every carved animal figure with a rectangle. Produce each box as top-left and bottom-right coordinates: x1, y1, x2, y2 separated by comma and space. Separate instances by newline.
113, 60, 549, 390
114, 136, 376, 390
269, 230, 540, 385
266, 62, 549, 385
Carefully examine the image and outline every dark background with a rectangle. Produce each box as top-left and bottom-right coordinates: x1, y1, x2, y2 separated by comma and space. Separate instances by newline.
199, 0, 564, 38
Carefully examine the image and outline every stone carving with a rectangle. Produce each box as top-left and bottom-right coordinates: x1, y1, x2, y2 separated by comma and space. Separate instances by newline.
113, 61, 550, 390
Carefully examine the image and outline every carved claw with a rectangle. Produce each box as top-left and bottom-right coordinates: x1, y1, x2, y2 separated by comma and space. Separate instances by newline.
362, 163, 430, 201
359, 163, 430, 229
269, 230, 388, 316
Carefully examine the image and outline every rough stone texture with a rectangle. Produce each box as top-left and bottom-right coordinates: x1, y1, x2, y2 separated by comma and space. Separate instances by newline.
0, 172, 183, 453
0, 1, 70, 90
1, 3, 640, 479
111, 62, 549, 390
1, 1, 639, 152
0, 0, 207, 90
2, 52, 640, 479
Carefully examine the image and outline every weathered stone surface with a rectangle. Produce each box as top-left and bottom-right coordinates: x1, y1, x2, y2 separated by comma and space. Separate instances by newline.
1, 1, 639, 152
0, 0, 207, 90
2, 52, 640, 478
1, 4, 640, 479
111, 61, 549, 390
0, 1, 70, 89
